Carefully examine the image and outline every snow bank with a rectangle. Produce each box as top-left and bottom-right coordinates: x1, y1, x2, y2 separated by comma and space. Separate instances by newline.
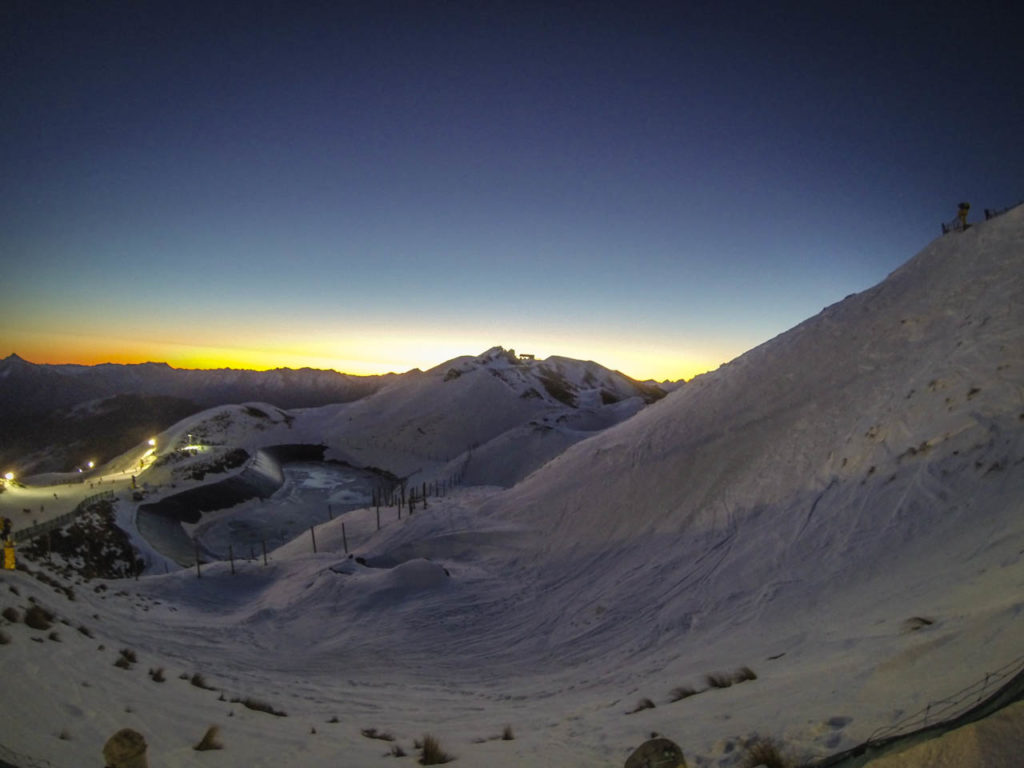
862, 700, 1024, 768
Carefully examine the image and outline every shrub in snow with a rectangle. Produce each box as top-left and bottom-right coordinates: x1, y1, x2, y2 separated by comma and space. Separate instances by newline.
23, 604, 53, 630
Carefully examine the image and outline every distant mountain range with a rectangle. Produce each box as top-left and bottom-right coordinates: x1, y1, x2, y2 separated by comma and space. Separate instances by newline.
0, 355, 387, 477
0, 353, 390, 415
0, 349, 668, 479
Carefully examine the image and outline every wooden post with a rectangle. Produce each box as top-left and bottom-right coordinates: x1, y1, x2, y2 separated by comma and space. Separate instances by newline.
262, 540, 268, 566
229, 544, 235, 575
328, 504, 333, 520
194, 540, 201, 579
342, 523, 348, 554
310, 525, 318, 554
376, 507, 380, 531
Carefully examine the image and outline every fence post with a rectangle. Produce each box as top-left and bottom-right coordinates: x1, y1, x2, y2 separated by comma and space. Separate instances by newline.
328, 504, 333, 520
194, 541, 201, 579
342, 523, 348, 554
262, 540, 268, 566
310, 525, 318, 554
229, 544, 235, 575
376, 507, 380, 531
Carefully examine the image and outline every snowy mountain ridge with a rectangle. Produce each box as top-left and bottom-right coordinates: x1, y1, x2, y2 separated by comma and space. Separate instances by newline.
125, 346, 669, 493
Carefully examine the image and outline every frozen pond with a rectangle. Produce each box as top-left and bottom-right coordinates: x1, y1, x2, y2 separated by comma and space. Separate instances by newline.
187, 462, 378, 560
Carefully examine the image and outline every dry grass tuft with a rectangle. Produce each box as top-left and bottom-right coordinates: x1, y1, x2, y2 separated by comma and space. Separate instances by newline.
669, 685, 699, 702
194, 725, 223, 751
190, 672, 216, 690
361, 727, 395, 741
734, 666, 758, 683
740, 737, 790, 768
231, 697, 287, 717
627, 697, 656, 714
705, 672, 733, 689
419, 733, 454, 764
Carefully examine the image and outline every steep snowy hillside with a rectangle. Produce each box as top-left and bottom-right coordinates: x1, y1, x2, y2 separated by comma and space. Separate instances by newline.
459, 203, 1024, 657
497, 204, 1023, 544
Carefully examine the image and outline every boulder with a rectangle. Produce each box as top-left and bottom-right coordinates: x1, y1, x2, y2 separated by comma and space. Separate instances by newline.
625, 736, 687, 768
102, 728, 148, 768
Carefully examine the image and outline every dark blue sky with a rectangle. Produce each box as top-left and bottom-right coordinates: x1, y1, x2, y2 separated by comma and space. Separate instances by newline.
2, 1, 1021, 379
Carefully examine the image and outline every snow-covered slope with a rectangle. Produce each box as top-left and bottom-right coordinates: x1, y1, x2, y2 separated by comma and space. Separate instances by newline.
350, 205, 1024, 756
293, 346, 665, 484
493, 202, 1023, 543
2, 208, 1021, 768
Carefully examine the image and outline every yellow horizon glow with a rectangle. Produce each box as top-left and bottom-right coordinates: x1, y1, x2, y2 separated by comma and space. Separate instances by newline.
6, 330, 739, 382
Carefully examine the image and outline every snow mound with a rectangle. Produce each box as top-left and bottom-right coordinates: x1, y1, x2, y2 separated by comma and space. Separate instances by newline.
363, 557, 449, 594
